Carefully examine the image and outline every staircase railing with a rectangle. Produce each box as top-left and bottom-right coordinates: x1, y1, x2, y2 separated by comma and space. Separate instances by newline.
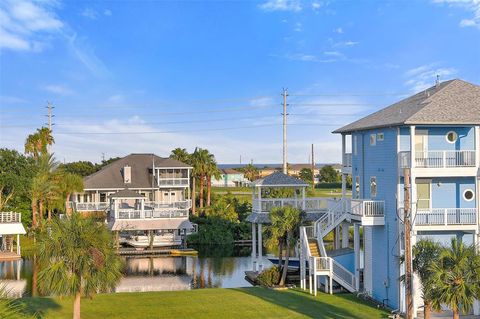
332, 259, 356, 292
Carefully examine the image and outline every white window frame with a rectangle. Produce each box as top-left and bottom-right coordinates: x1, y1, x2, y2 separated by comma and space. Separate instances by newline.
463, 189, 475, 202
355, 176, 360, 199
370, 176, 377, 198
446, 131, 458, 144
377, 133, 384, 141
370, 134, 376, 146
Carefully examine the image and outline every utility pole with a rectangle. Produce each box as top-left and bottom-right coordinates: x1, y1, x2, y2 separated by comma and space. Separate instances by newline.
404, 168, 413, 319
282, 88, 288, 174
311, 144, 315, 189
46, 102, 54, 131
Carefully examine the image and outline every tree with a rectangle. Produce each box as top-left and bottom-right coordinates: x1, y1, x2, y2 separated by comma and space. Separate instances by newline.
319, 165, 340, 183
430, 238, 480, 319
30, 154, 59, 226
206, 158, 221, 207
56, 171, 84, 215
266, 206, 302, 287
24, 127, 54, 159
412, 239, 443, 319
190, 148, 213, 211
299, 168, 313, 183
170, 148, 191, 164
242, 164, 259, 182
36, 213, 123, 319
58, 161, 97, 177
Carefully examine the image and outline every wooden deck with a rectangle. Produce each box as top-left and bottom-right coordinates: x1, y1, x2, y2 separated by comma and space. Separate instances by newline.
0, 251, 21, 261
117, 248, 198, 257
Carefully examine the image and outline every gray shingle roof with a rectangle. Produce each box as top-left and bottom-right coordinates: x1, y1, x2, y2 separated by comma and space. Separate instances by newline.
334, 79, 480, 134
84, 153, 190, 189
252, 171, 309, 187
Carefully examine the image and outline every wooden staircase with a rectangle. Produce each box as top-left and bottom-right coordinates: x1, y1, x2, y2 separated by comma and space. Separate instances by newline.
308, 239, 320, 257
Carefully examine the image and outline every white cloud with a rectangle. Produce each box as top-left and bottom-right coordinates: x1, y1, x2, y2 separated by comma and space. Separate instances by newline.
404, 64, 458, 92
294, 22, 302, 32
65, 32, 109, 77
0, 0, 63, 51
81, 8, 98, 20
334, 27, 344, 34
259, 0, 302, 12
103, 9, 112, 16
312, 2, 323, 10
43, 84, 74, 95
432, 0, 480, 29
333, 40, 359, 47
0, 96, 27, 104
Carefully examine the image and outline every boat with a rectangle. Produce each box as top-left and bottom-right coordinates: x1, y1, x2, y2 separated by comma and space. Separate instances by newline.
125, 234, 181, 249
267, 257, 308, 270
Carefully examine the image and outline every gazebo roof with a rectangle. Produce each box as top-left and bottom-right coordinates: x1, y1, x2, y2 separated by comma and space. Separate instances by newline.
109, 189, 145, 199
252, 171, 309, 187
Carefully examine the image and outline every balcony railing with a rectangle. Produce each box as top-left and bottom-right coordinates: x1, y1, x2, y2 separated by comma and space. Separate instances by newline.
415, 208, 477, 226
144, 200, 191, 210
399, 150, 476, 168
73, 202, 109, 211
350, 199, 385, 217
117, 209, 188, 219
0, 212, 21, 223
252, 197, 336, 212
343, 153, 352, 167
157, 178, 189, 186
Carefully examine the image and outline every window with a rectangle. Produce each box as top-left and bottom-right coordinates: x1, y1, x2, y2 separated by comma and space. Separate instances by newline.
370, 134, 376, 146
370, 177, 377, 198
355, 176, 360, 199
446, 131, 458, 144
353, 135, 358, 156
377, 133, 384, 141
463, 189, 475, 201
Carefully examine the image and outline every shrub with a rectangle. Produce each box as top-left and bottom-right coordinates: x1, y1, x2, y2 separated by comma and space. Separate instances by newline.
257, 266, 281, 287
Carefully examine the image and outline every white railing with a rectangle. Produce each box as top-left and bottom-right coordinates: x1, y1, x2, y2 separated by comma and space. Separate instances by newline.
332, 259, 356, 291
144, 209, 189, 218
73, 202, 109, 211
343, 153, 352, 167
315, 200, 346, 237
313, 256, 332, 272
350, 200, 384, 217
253, 197, 336, 212
0, 212, 21, 223
144, 200, 191, 210
415, 208, 477, 226
157, 178, 189, 186
399, 150, 476, 168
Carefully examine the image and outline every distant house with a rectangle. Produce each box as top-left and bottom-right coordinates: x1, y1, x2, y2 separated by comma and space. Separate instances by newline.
257, 164, 341, 183
70, 153, 194, 248
211, 169, 250, 187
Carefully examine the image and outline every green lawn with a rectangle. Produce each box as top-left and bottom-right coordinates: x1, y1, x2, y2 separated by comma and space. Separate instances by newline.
18, 288, 388, 319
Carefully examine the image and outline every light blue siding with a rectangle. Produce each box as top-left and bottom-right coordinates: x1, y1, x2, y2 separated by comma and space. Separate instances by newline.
417, 231, 475, 246
431, 177, 476, 208
398, 126, 474, 151
351, 127, 400, 309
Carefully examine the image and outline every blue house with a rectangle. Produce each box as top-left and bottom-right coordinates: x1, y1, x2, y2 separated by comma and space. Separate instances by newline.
332, 79, 480, 316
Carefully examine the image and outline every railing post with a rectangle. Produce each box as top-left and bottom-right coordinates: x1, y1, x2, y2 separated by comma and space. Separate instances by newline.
443, 151, 447, 168
444, 208, 448, 226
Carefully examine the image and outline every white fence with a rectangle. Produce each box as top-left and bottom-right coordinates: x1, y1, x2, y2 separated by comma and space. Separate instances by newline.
253, 197, 337, 212
0, 212, 21, 223
399, 150, 476, 168
415, 208, 477, 226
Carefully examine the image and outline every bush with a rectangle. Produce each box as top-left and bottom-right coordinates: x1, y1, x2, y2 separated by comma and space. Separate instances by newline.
315, 182, 342, 189
257, 266, 281, 287
188, 217, 235, 245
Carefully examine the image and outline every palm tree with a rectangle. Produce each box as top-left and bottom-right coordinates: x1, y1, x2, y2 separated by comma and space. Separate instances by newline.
412, 239, 443, 319
242, 164, 259, 182
36, 213, 123, 319
24, 127, 54, 159
190, 148, 211, 211
430, 238, 480, 319
57, 171, 84, 215
30, 154, 59, 225
206, 157, 220, 207
266, 206, 302, 287
170, 148, 191, 164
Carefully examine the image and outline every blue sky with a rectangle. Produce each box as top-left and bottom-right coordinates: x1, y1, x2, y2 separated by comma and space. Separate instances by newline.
0, 0, 479, 164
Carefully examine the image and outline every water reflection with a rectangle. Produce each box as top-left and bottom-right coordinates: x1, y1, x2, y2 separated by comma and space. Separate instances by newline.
0, 245, 272, 296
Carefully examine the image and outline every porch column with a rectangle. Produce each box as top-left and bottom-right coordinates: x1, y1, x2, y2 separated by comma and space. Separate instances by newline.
301, 187, 306, 210
409, 126, 417, 218
141, 199, 145, 219
251, 222, 257, 272
342, 134, 347, 199
334, 226, 341, 249
475, 126, 480, 168
354, 223, 360, 290
257, 223, 263, 271
341, 222, 349, 248
16, 234, 20, 255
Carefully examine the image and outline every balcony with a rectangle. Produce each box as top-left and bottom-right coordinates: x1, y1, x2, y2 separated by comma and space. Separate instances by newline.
73, 202, 109, 212
116, 209, 189, 219
252, 197, 335, 213
0, 212, 21, 223
415, 208, 477, 229
342, 153, 352, 174
349, 199, 385, 225
157, 178, 189, 187
399, 150, 476, 175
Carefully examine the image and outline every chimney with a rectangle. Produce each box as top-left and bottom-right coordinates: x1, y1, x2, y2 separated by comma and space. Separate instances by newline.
435, 74, 440, 88
123, 165, 131, 184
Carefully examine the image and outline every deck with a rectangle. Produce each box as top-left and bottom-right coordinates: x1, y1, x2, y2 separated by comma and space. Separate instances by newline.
117, 247, 198, 256
0, 251, 22, 261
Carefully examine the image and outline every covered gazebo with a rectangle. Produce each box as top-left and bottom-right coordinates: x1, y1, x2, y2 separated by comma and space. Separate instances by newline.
247, 172, 314, 272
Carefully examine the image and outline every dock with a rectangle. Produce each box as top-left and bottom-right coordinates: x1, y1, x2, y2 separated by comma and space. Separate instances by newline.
117, 248, 198, 257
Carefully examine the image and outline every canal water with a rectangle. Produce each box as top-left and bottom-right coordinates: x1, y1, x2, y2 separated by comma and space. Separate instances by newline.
0, 245, 273, 297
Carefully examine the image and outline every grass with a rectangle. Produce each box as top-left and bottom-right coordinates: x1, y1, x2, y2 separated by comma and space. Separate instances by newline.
17, 288, 389, 319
